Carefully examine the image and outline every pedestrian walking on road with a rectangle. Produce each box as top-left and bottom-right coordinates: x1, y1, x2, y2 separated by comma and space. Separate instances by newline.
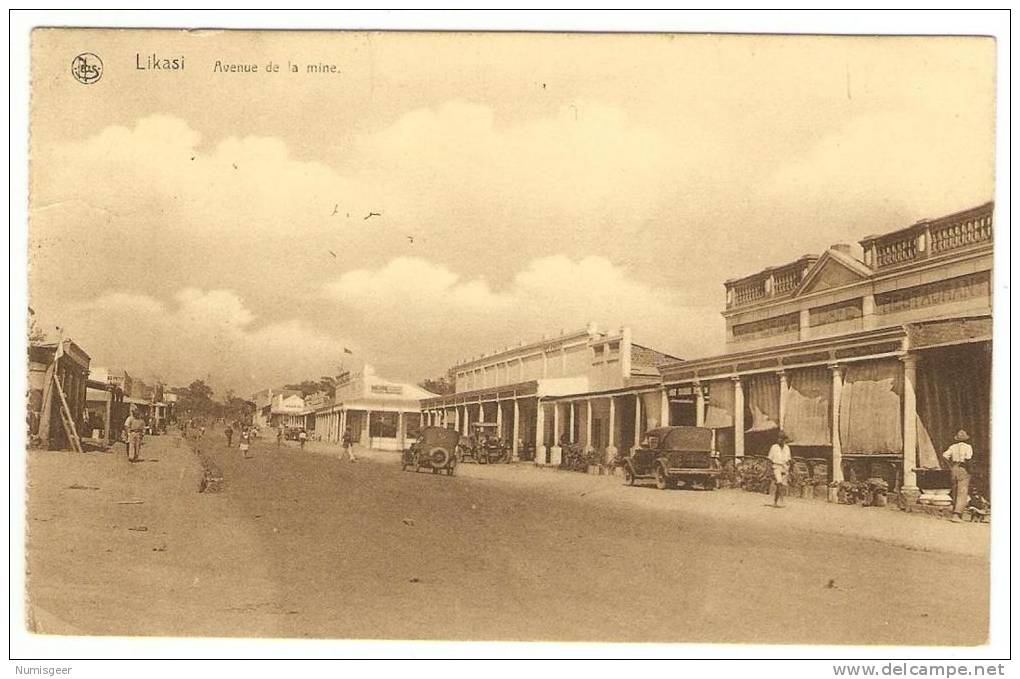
342, 426, 357, 462
298, 428, 308, 450
239, 427, 252, 459
123, 407, 146, 463
276, 426, 283, 447
225, 425, 233, 447
767, 430, 792, 508
944, 429, 974, 523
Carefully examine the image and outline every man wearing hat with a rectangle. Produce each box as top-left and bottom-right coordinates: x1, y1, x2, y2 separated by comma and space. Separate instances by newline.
768, 430, 793, 508
122, 407, 146, 463
943, 429, 974, 522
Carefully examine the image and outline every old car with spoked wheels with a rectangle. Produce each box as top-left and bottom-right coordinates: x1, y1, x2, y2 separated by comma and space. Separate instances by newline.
621, 426, 721, 490
401, 426, 459, 476
457, 422, 510, 464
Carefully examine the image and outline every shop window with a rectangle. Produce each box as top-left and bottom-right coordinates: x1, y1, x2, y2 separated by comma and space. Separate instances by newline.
370, 411, 399, 438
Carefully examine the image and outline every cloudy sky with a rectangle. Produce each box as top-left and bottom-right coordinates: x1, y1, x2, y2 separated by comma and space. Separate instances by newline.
28, 30, 995, 396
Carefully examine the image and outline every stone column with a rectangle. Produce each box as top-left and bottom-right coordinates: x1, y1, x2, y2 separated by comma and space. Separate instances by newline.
454, 406, 461, 432
398, 411, 405, 449
631, 393, 642, 454
694, 382, 705, 427
550, 402, 562, 466
830, 364, 844, 483
463, 405, 470, 432
105, 395, 113, 446
900, 355, 919, 497
732, 377, 744, 459
585, 399, 594, 454
777, 370, 788, 430
659, 388, 670, 427
605, 396, 618, 464
535, 401, 546, 465
365, 409, 372, 449
496, 399, 503, 438
569, 402, 576, 443
512, 399, 520, 461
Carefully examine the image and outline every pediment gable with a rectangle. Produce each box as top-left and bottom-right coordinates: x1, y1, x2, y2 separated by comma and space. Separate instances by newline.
794, 249, 872, 296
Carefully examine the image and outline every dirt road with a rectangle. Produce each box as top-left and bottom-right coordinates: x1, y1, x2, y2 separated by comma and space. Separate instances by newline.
25, 433, 989, 645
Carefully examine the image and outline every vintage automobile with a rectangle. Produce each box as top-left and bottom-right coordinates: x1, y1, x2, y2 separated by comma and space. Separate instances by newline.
457, 422, 510, 464
621, 426, 721, 490
401, 426, 459, 476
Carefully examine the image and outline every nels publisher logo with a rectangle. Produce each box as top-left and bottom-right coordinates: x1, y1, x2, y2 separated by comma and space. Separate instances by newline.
71, 52, 103, 84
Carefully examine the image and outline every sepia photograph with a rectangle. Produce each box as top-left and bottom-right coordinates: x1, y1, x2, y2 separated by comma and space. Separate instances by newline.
9, 10, 1010, 668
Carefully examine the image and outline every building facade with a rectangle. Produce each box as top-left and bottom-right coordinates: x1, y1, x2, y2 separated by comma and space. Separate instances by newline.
252, 388, 305, 429
314, 366, 434, 451
420, 324, 682, 465
660, 201, 993, 499
28, 337, 91, 450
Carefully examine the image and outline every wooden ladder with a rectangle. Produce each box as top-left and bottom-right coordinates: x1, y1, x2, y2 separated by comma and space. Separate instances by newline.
52, 373, 83, 453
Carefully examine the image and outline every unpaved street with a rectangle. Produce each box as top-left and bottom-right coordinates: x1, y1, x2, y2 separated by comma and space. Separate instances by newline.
26, 432, 988, 645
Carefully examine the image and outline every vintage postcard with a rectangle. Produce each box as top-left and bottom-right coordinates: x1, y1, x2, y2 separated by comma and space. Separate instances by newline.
20, 24, 1000, 657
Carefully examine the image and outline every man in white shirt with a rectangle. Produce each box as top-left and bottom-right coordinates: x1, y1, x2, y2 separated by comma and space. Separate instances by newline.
768, 430, 793, 508
943, 429, 974, 522
123, 407, 146, 462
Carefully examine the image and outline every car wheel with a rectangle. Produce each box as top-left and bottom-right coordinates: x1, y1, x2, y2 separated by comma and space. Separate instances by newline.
655, 465, 670, 490
623, 466, 636, 486
429, 447, 451, 469
704, 477, 718, 491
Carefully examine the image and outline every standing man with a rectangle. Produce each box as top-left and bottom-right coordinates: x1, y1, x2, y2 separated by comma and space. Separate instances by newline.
298, 428, 308, 450
276, 426, 284, 448
944, 429, 973, 523
767, 430, 793, 508
225, 424, 234, 448
342, 426, 357, 462
123, 407, 146, 463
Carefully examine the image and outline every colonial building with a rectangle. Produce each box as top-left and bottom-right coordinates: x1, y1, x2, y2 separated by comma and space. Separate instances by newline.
420, 324, 682, 465
252, 388, 305, 429
660, 201, 993, 500
28, 337, 91, 450
314, 366, 434, 451
85, 368, 127, 446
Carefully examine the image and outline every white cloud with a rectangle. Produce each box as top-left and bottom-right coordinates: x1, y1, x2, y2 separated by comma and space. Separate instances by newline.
325, 257, 509, 312
60, 288, 350, 396
324, 255, 721, 372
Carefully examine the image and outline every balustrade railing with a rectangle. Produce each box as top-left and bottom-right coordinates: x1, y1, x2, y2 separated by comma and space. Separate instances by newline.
773, 269, 800, 294
733, 280, 766, 306
862, 203, 993, 271
876, 236, 917, 268
930, 212, 992, 253
728, 260, 811, 309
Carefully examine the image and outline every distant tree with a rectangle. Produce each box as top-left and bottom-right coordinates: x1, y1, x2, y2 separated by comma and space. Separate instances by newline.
222, 396, 252, 424
418, 376, 454, 395
285, 376, 340, 397
178, 379, 216, 417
